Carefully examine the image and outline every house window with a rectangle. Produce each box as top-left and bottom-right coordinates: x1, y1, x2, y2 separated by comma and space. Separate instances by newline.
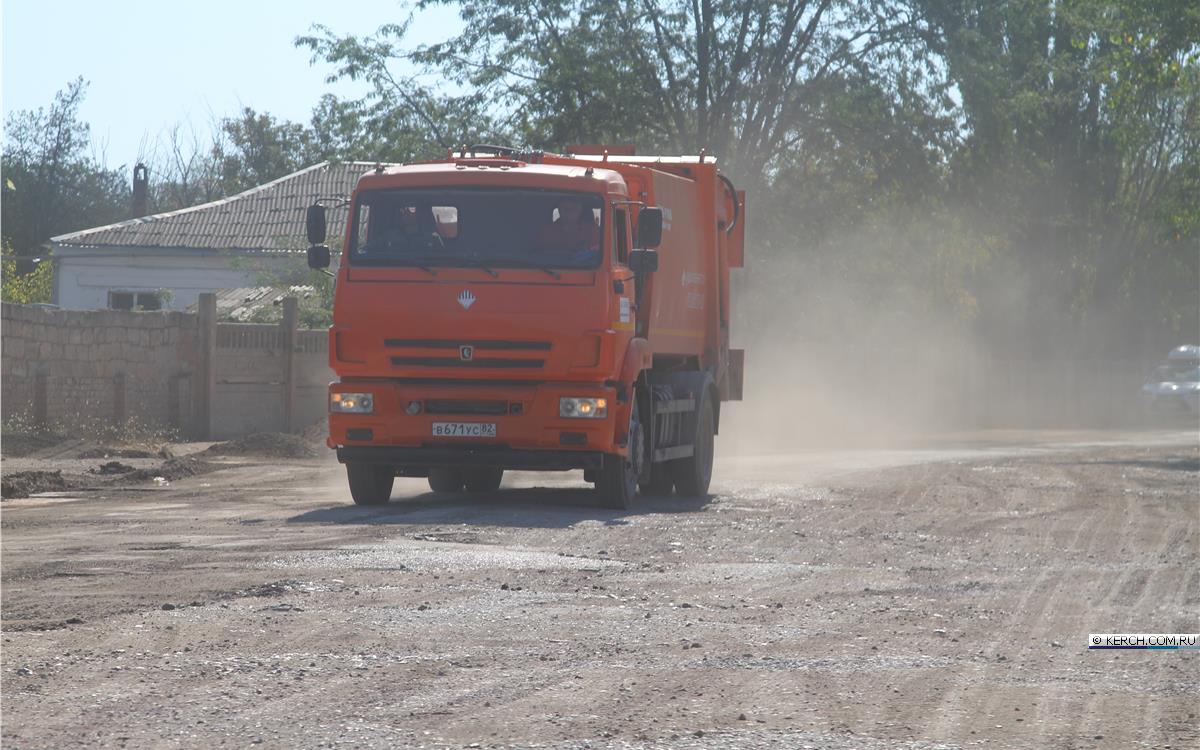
109, 291, 164, 311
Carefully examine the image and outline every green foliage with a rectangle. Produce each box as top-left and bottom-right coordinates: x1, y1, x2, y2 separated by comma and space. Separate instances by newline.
225, 247, 337, 329
212, 108, 322, 195
1, 79, 131, 258
3, 2, 1193, 358
1, 240, 53, 304
235, 269, 335, 330
147, 107, 329, 212
917, 0, 1200, 345
296, 22, 502, 162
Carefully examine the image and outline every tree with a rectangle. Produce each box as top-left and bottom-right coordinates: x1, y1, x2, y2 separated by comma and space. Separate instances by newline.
1, 240, 53, 304
301, 2, 950, 189
298, 0, 1196, 352
1, 79, 130, 258
212, 108, 322, 195
916, 0, 1200, 348
298, 19, 502, 162
147, 108, 326, 213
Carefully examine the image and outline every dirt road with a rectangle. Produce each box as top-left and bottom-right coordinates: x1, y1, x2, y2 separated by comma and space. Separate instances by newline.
2, 431, 1197, 749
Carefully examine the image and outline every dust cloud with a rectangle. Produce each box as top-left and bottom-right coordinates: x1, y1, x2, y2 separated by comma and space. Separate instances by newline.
719, 230, 1196, 455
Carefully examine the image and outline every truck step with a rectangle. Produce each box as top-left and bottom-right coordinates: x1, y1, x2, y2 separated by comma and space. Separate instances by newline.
653, 444, 694, 462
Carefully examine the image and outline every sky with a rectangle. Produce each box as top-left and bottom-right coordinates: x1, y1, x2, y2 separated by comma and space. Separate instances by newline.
2, 0, 459, 171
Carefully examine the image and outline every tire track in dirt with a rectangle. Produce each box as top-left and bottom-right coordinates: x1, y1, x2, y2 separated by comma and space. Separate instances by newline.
3, 437, 1196, 749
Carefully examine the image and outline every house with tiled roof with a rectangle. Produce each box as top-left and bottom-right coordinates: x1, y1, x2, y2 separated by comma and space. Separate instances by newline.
48, 161, 373, 311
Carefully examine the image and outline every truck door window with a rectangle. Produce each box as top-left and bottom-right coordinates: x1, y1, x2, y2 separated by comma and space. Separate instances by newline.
613, 208, 629, 264
355, 204, 370, 249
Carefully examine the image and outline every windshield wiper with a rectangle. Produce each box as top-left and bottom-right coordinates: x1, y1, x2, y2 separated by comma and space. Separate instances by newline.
494, 259, 561, 279
459, 255, 499, 278
399, 255, 499, 277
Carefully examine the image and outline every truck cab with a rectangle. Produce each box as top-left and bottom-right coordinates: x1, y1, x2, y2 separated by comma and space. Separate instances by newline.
307, 147, 744, 508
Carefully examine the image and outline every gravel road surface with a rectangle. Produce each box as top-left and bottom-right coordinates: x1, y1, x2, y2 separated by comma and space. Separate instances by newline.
2, 430, 1197, 749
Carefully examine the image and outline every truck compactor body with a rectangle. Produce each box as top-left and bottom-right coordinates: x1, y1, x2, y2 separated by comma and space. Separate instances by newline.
306, 146, 745, 508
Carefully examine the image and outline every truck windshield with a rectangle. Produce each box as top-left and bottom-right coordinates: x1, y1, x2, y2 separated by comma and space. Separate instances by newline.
346, 188, 605, 269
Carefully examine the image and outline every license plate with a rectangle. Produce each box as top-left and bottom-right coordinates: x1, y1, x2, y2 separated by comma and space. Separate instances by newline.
431, 422, 497, 438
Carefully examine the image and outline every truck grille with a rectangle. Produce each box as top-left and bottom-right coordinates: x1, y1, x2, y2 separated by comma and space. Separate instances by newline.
390, 356, 544, 368
424, 399, 510, 416
386, 339, 551, 369
384, 339, 551, 351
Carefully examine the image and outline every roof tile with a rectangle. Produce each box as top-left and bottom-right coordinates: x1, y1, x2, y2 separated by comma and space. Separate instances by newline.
51, 161, 382, 252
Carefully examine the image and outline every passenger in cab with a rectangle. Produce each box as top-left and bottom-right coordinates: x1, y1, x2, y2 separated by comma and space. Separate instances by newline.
535, 198, 600, 262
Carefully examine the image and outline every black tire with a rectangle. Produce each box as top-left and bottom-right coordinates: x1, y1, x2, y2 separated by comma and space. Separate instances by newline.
640, 466, 674, 496
464, 468, 503, 492
428, 468, 465, 493
596, 454, 636, 509
596, 398, 644, 510
672, 393, 714, 497
346, 462, 394, 506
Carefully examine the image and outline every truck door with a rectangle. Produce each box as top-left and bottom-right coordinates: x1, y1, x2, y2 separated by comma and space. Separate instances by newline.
611, 207, 637, 335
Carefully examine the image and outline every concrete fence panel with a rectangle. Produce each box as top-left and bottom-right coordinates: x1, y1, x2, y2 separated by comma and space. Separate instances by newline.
2, 295, 334, 441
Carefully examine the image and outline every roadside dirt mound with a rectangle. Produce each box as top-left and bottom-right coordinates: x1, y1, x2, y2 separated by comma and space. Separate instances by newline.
1, 470, 68, 499
203, 433, 318, 459
76, 446, 159, 459
123, 458, 215, 483
2, 432, 69, 458
301, 418, 328, 444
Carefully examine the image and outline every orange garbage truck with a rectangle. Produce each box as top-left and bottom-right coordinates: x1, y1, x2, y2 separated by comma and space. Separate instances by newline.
305, 145, 745, 508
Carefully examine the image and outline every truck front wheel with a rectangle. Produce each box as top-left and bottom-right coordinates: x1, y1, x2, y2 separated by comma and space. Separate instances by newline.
596, 399, 644, 510
346, 462, 394, 506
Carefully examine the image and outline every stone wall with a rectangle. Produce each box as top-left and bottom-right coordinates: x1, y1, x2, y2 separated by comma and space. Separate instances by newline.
1, 303, 199, 434
2, 298, 332, 440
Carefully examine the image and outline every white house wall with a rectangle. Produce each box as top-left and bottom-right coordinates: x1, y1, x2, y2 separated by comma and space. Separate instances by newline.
53, 252, 302, 311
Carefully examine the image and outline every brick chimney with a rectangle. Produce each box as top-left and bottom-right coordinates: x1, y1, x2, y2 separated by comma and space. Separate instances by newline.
131, 163, 149, 217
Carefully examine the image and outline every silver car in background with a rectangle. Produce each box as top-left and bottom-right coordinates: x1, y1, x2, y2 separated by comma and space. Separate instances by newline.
1140, 345, 1200, 418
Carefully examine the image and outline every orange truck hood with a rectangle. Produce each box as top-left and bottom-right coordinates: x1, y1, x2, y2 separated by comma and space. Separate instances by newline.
330, 267, 618, 382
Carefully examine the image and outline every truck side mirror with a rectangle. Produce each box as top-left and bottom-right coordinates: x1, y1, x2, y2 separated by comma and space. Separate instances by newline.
629, 249, 658, 274
306, 204, 327, 245
307, 244, 331, 270
636, 207, 663, 248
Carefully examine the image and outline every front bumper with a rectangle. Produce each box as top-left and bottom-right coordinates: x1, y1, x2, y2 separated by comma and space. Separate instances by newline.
327, 379, 622, 457
336, 445, 604, 471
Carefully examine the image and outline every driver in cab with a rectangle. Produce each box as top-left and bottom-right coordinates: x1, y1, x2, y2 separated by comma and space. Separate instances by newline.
357, 205, 444, 258
535, 198, 600, 263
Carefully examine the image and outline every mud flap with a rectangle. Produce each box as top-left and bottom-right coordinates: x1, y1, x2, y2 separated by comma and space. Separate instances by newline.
723, 349, 744, 401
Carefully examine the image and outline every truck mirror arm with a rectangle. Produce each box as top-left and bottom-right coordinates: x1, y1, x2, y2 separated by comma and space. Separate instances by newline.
718, 174, 740, 235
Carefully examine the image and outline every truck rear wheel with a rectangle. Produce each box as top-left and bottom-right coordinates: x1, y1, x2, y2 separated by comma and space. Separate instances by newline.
428, 468, 465, 493
464, 468, 503, 492
346, 462, 394, 506
673, 394, 714, 497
